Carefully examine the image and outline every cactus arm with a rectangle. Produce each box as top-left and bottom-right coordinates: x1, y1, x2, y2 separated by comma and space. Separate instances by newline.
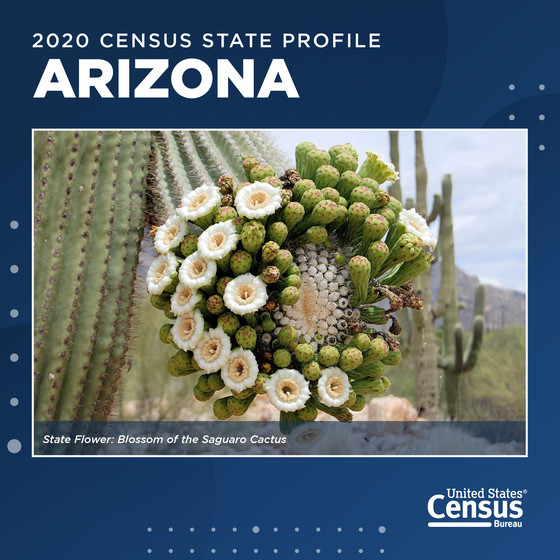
34, 131, 103, 420
146, 140, 174, 224
388, 131, 402, 202
54, 132, 123, 420
92, 132, 151, 420
463, 316, 484, 372
157, 131, 193, 198
208, 131, 249, 181
427, 193, 442, 224
414, 131, 428, 218
75, 132, 141, 420
405, 197, 414, 210
453, 324, 464, 373
245, 130, 290, 173
176, 131, 216, 184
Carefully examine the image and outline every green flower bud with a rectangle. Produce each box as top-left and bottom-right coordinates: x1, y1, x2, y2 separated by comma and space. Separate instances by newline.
350, 333, 371, 353
349, 394, 366, 411
261, 313, 276, 332
365, 337, 390, 362
300, 188, 324, 213
346, 202, 370, 243
366, 241, 390, 278
293, 179, 316, 201
227, 393, 257, 416
216, 276, 233, 296
150, 293, 170, 310
339, 347, 364, 372
296, 226, 328, 246
351, 377, 385, 395
359, 306, 389, 325
375, 206, 396, 226
337, 171, 362, 199
281, 189, 293, 207
314, 164, 340, 190
213, 397, 232, 419
381, 350, 401, 366
197, 373, 212, 392
233, 181, 251, 199
342, 390, 357, 409
214, 206, 238, 223
302, 149, 331, 181
282, 274, 302, 289
163, 301, 176, 320
241, 220, 266, 255
302, 360, 322, 381
261, 240, 280, 264
328, 144, 352, 165
254, 373, 270, 394
242, 156, 259, 181
235, 325, 257, 350
260, 265, 281, 284
334, 253, 347, 266
180, 234, 198, 258
217, 173, 235, 195
282, 202, 305, 231
297, 402, 319, 421
273, 348, 292, 368
295, 141, 317, 173
308, 199, 340, 226
193, 384, 215, 402
371, 189, 391, 209
349, 186, 376, 209
360, 177, 379, 191
351, 360, 384, 379
349, 255, 371, 305
267, 221, 288, 246
272, 249, 294, 274
230, 250, 253, 276
358, 151, 399, 184
360, 214, 390, 255
279, 286, 300, 306
250, 162, 276, 182
337, 196, 348, 208
277, 326, 298, 348
231, 387, 256, 400
159, 323, 173, 344
217, 312, 241, 336
377, 233, 422, 276
262, 176, 283, 188
333, 151, 358, 175
318, 346, 340, 367
206, 294, 225, 315
321, 187, 340, 203
285, 264, 300, 276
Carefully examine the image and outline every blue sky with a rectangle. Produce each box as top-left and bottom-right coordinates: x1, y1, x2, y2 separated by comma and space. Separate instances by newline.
271, 130, 527, 293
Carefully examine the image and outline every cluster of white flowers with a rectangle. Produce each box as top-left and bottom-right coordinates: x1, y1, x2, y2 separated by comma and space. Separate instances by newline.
277, 246, 357, 350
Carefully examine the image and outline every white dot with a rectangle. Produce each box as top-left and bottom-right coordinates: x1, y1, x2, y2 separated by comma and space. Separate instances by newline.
10, 265, 18, 274
147, 549, 152, 554
168, 527, 173, 532
233, 549, 237, 554
295, 549, 299, 554
316, 527, 321, 532
337, 527, 342, 532
168, 549, 173, 554
380, 549, 385, 554
539, 145, 546, 151
190, 550, 194, 554
10, 397, 19, 406
254, 549, 258, 554
211, 550, 215, 554
10, 353, 19, 363
539, 114, 545, 121
232, 527, 237, 532
294, 527, 299, 532
316, 549, 321, 554
337, 549, 342, 554
10, 220, 19, 230
359, 550, 363, 554
378, 526, 386, 534
509, 114, 515, 121
508, 84, 515, 90
539, 84, 545, 90
273, 528, 278, 532
252, 526, 260, 534
211, 527, 216, 532
147, 527, 152, 532
10, 309, 19, 318
190, 527, 195, 532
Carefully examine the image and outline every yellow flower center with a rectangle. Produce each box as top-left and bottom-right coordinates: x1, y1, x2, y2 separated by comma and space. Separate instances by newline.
228, 358, 249, 382
178, 317, 196, 341
176, 286, 192, 305
190, 259, 207, 278
208, 231, 226, 251
153, 263, 167, 283
163, 225, 179, 245
326, 377, 344, 399
248, 191, 269, 209
277, 379, 299, 402
235, 284, 256, 305
189, 193, 208, 210
201, 339, 222, 362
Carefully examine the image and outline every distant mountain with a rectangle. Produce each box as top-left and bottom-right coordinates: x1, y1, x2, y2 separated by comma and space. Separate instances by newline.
430, 262, 526, 330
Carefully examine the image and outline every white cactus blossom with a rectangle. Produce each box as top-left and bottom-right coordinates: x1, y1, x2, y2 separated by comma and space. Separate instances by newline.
220, 348, 259, 393
223, 273, 268, 315
318, 367, 351, 407
193, 327, 232, 372
235, 181, 282, 219
171, 310, 205, 351
197, 220, 239, 260
146, 253, 178, 295
265, 369, 310, 412
398, 207, 437, 249
170, 282, 202, 315
179, 251, 217, 289
153, 214, 186, 254
177, 184, 221, 221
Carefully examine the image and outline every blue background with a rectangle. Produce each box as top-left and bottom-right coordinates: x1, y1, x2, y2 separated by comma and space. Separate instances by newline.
3, 0, 556, 557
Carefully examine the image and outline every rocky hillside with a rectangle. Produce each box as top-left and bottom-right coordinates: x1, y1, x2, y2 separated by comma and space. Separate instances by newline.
430, 262, 526, 330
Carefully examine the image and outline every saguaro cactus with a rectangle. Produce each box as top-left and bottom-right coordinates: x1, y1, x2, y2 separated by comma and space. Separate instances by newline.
34, 131, 151, 421
406, 132, 442, 420
433, 174, 485, 419
34, 130, 288, 421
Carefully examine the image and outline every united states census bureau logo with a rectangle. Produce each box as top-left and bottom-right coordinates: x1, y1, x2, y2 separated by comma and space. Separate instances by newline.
427, 488, 526, 528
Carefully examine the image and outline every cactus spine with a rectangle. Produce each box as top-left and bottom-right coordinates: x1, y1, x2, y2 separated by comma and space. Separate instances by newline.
433, 174, 485, 420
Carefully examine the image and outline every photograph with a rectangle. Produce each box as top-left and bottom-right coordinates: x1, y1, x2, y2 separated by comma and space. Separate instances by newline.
33, 129, 526, 456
